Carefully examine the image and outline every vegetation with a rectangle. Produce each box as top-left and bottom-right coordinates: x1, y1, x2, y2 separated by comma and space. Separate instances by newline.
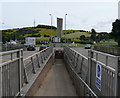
62, 32, 91, 39
111, 19, 120, 46
90, 29, 96, 41
2, 24, 92, 44
95, 39, 117, 45
2, 25, 57, 44
2, 24, 114, 47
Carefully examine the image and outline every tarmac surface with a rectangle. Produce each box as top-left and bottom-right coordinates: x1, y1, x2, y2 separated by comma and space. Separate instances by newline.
34, 59, 77, 96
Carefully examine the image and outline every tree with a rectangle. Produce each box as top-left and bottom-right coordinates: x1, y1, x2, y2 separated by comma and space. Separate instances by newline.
80, 35, 86, 40
91, 29, 96, 41
111, 19, 120, 46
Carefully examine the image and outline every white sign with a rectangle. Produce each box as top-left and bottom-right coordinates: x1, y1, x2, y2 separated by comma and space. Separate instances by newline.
96, 63, 102, 91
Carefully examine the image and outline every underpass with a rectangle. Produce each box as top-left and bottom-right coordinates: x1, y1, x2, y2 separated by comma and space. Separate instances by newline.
0, 44, 120, 97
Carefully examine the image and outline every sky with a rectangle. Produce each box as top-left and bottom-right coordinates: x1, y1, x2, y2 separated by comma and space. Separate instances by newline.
0, 0, 119, 32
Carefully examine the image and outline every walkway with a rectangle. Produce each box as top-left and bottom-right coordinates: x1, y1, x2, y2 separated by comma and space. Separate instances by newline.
34, 59, 77, 96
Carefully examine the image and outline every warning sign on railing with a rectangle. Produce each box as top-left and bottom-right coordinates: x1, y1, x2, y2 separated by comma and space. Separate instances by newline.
96, 63, 102, 91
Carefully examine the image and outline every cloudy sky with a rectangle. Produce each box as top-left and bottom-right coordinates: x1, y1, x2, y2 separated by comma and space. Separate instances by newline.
0, 0, 119, 32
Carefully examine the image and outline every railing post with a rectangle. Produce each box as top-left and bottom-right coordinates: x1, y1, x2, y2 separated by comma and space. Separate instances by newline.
31, 57, 36, 74
44, 50, 46, 60
75, 54, 79, 68
116, 57, 120, 96
79, 57, 84, 74
0, 66, 2, 98
36, 54, 41, 68
17, 49, 22, 94
11, 53, 13, 60
23, 63, 29, 84
41, 52, 44, 63
117, 57, 120, 97
88, 50, 93, 87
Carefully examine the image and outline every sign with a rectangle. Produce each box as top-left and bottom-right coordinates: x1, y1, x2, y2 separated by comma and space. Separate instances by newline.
96, 63, 102, 91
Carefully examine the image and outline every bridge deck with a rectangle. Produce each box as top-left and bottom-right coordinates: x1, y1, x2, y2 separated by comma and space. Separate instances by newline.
33, 59, 77, 96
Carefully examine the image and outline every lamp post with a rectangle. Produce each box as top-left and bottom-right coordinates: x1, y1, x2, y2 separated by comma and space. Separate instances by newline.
65, 14, 67, 30
65, 14, 67, 43
49, 14, 52, 29
34, 19, 35, 27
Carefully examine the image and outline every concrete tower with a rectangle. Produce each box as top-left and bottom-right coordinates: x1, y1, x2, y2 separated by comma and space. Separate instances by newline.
57, 18, 63, 38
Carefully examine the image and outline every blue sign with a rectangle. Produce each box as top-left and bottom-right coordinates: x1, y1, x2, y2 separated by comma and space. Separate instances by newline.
96, 64, 102, 91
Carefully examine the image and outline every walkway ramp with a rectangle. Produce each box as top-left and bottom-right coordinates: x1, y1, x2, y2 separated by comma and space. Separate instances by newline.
2, 45, 119, 97
34, 59, 77, 96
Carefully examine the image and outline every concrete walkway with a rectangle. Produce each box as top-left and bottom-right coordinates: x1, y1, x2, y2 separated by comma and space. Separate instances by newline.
34, 59, 77, 96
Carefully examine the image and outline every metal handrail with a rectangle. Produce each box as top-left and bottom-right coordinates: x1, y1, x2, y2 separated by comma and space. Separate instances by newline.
0, 49, 23, 56
0, 46, 53, 97
64, 46, 98, 97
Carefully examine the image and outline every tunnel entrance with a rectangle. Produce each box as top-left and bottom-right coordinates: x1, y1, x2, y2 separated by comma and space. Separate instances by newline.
55, 49, 64, 59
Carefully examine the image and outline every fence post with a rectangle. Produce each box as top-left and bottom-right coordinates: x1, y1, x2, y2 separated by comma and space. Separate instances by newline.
88, 50, 93, 87
0, 66, 2, 98
31, 57, 36, 74
11, 53, 13, 60
23, 63, 29, 84
114, 56, 120, 96
117, 57, 120, 97
36, 54, 41, 68
17, 49, 22, 94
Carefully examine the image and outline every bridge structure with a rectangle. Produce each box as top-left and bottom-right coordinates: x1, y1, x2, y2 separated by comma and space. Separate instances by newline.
0, 44, 120, 97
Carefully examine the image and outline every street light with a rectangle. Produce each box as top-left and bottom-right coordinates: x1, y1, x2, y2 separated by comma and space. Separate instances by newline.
65, 14, 67, 30
49, 14, 52, 29
65, 14, 67, 43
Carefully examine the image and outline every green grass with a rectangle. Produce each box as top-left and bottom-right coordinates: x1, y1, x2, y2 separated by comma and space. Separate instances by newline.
38, 29, 57, 36
95, 40, 118, 45
62, 30, 80, 34
69, 40, 117, 47
62, 32, 91, 39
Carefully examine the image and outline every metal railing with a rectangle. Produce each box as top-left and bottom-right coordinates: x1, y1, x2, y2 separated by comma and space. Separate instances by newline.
64, 46, 98, 97
88, 49, 120, 96
64, 45, 120, 97
0, 49, 23, 97
0, 46, 53, 97
23, 46, 53, 83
